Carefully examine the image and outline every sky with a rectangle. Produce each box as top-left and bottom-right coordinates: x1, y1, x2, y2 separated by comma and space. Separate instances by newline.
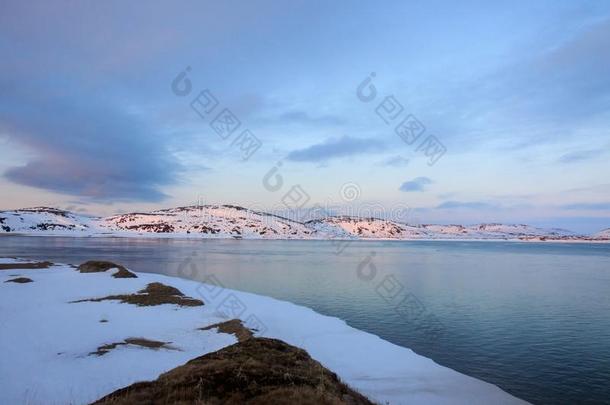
1, 0, 609, 233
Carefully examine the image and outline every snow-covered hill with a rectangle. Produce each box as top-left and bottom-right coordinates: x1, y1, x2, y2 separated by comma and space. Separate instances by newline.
593, 228, 610, 240
0, 206, 605, 241
101, 205, 315, 239
420, 223, 576, 240
307, 217, 579, 240
0, 207, 95, 233
0, 206, 316, 239
306, 216, 429, 239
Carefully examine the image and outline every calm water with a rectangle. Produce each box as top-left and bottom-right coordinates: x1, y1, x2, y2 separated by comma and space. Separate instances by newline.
1, 236, 609, 404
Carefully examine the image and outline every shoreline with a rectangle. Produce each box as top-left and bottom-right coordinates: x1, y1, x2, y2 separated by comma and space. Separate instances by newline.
0, 257, 527, 404
2, 232, 609, 243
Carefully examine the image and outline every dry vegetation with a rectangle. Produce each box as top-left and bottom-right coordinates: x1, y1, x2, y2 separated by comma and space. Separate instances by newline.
199, 319, 253, 342
0, 261, 53, 270
72, 282, 204, 307
93, 337, 373, 405
90, 337, 174, 356
77, 260, 137, 278
4, 277, 33, 283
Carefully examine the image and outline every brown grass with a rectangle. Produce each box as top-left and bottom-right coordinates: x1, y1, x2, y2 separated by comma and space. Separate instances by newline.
199, 319, 253, 342
143, 282, 183, 296
92, 337, 373, 405
72, 282, 204, 307
0, 261, 53, 270
77, 261, 137, 278
4, 277, 33, 283
90, 337, 173, 356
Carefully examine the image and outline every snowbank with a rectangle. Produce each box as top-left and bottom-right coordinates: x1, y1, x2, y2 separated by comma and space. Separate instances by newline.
0, 258, 527, 404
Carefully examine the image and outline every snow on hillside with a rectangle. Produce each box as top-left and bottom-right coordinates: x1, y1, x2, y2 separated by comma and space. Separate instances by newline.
0, 206, 603, 241
0, 206, 317, 239
306, 216, 430, 239
100, 205, 315, 239
421, 223, 576, 239
593, 228, 610, 240
0, 207, 95, 234
306, 217, 580, 241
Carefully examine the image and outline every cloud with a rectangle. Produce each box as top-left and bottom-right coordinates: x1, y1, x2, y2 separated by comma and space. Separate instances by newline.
278, 110, 344, 126
436, 201, 497, 210
561, 202, 610, 211
419, 18, 610, 151
286, 135, 386, 162
437, 192, 457, 199
399, 177, 433, 192
1, 84, 180, 202
379, 155, 410, 167
495, 18, 610, 122
557, 149, 604, 164
537, 19, 610, 111
563, 183, 610, 194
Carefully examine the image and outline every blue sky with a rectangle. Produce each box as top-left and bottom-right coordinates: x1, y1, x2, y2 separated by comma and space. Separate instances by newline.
1, 0, 609, 233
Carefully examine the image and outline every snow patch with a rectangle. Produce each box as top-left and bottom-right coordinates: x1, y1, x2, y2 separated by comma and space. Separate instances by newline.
0, 258, 527, 404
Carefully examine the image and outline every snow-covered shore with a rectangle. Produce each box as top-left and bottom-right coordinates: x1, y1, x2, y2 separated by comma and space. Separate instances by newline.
0, 257, 527, 404
1, 206, 608, 242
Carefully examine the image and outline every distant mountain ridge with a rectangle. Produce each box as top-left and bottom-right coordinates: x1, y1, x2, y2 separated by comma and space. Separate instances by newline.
593, 228, 610, 239
0, 206, 607, 241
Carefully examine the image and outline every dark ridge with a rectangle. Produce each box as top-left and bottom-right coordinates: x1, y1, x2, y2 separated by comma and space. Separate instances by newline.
77, 261, 137, 278
92, 337, 373, 405
0, 261, 53, 270
4, 277, 33, 283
